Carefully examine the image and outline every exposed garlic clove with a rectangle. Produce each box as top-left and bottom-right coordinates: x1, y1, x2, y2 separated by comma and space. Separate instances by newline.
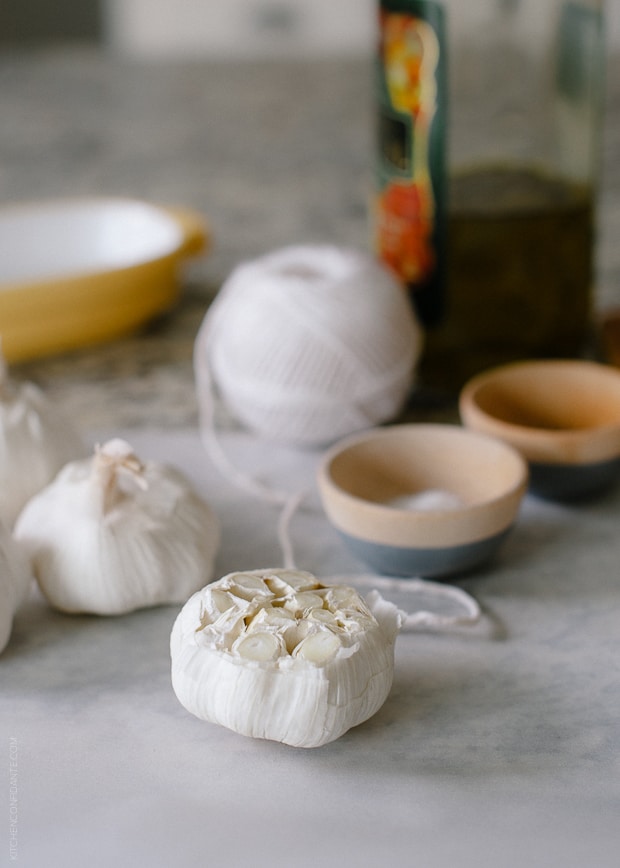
263, 569, 318, 594
170, 568, 404, 748
282, 590, 324, 616
248, 605, 296, 628
14, 439, 220, 616
0, 521, 32, 654
0, 349, 86, 528
233, 630, 284, 662
293, 628, 342, 664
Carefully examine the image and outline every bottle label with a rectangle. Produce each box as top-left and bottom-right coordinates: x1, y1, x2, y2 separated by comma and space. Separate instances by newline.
375, 1, 446, 325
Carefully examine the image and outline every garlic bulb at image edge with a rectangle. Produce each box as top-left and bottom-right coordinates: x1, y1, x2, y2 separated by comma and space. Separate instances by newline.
0, 521, 32, 654
14, 439, 221, 616
170, 568, 404, 748
0, 351, 86, 527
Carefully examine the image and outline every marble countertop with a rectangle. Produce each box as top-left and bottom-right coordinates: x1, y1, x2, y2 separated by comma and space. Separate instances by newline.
4, 426, 620, 868
1, 46, 620, 868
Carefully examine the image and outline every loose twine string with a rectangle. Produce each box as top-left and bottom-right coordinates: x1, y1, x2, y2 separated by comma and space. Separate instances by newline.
194, 319, 481, 633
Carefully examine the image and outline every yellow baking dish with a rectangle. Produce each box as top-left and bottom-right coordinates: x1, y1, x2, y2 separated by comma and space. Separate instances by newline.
0, 197, 210, 362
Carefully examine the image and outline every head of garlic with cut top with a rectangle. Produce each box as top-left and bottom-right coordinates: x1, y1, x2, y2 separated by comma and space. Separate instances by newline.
170, 568, 404, 748
0, 522, 32, 654
14, 439, 221, 616
0, 350, 86, 528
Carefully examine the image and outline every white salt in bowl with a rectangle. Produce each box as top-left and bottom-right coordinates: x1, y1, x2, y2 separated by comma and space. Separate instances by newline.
317, 423, 528, 578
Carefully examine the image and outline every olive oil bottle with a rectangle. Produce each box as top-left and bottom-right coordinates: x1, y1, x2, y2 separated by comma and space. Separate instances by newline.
375, 1, 605, 395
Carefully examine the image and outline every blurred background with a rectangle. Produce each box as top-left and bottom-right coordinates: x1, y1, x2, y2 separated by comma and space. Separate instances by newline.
1, 0, 374, 55
1, 0, 619, 424
1, 0, 616, 56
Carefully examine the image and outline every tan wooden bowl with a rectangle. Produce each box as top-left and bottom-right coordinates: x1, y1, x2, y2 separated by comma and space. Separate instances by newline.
459, 359, 620, 499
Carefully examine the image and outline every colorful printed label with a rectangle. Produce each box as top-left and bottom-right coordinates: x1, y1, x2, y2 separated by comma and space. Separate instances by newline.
375, 1, 446, 326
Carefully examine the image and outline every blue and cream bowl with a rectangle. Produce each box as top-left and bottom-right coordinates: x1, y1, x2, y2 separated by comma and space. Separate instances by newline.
317, 423, 528, 579
460, 360, 620, 500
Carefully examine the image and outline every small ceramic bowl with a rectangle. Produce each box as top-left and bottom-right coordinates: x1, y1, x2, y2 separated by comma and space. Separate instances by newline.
459, 359, 620, 500
317, 423, 528, 579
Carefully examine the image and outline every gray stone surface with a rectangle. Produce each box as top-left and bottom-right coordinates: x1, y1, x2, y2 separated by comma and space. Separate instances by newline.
4, 426, 620, 868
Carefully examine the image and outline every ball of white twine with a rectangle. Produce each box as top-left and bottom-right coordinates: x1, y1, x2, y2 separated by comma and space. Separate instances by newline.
194, 244, 423, 449
192, 245, 480, 633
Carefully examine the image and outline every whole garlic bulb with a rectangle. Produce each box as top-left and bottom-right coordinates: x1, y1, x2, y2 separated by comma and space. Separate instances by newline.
0, 352, 86, 527
170, 568, 403, 748
0, 522, 32, 654
14, 439, 220, 616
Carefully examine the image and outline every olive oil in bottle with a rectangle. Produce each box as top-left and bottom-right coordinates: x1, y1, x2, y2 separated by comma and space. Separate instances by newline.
419, 165, 595, 391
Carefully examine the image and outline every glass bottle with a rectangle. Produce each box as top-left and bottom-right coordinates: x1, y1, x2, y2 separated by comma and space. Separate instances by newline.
374, 0, 606, 395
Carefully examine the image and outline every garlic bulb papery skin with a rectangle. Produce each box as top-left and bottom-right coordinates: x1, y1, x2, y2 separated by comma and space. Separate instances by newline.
0, 522, 32, 654
170, 568, 404, 748
0, 353, 86, 528
14, 439, 220, 616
